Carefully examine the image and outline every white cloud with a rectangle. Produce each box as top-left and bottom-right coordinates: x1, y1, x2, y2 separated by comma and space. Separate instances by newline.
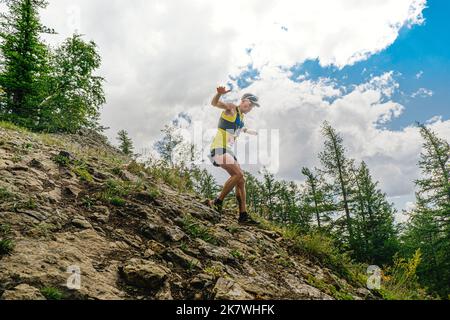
34, 0, 427, 147
411, 87, 434, 98
415, 70, 424, 79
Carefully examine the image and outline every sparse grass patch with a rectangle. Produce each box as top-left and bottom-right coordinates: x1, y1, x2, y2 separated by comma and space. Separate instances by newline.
13, 197, 37, 211
0, 187, 14, 202
111, 166, 122, 176
0, 239, 14, 254
276, 257, 295, 268
187, 259, 199, 272
144, 162, 193, 193
179, 241, 188, 252
32, 222, 58, 238
181, 215, 218, 245
81, 196, 94, 209
73, 165, 93, 183
26, 197, 37, 209
203, 265, 224, 278
0, 121, 29, 133
52, 153, 70, 167
40, 287, 64, 300
18, 142, 33, 154
307, 275, 354, 300
11, 154, 22, 163
226, 225, 239, 235
39, 134, 64, 148
0, 224, 14, 255
257, 216, 365, 287
230, 249, 245, 261
147, 187, 160, 200
101, 178, 144, 207
127, 161, 144, 177
108, 196, 126, 207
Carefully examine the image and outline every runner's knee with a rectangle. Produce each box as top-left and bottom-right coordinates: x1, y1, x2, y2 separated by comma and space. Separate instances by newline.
234, 171, 244, 181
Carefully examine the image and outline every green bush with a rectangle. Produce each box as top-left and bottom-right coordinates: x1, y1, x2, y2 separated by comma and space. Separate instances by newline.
377, 250, 429, 300
73, 166, 93, 183
0, 188, 14, 201
108, 196, 125, 207
0, 239, 15, 254
182, 215, 218, 245
230, 249, 245, 261
40, 287, 64, 300
52, 154, 70, 167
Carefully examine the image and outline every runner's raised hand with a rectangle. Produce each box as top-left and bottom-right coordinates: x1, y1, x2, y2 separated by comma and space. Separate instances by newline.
217, 86, 231, 95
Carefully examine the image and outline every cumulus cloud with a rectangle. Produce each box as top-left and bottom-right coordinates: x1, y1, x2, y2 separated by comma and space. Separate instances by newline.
36, 0, 427, 146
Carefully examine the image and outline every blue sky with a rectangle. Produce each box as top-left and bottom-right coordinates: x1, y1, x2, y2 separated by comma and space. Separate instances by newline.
233, 0, 449, 131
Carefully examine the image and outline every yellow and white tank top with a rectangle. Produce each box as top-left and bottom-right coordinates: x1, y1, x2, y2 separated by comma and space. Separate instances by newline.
210, 107, 244, 151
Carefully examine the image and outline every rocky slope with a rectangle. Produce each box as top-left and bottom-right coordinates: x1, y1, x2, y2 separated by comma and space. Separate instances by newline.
0, 125, 374, 300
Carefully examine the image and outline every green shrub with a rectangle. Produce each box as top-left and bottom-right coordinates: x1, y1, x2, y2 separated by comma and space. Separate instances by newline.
111, 166, 122, 176
0, 224, 15, 255
81, 196, 94, 209
230, 249, 245, 261
378, 250, 429, 300
144, 162, 193, 193
0, 188, 14, 201
0, 239, 14, 254
182, 215, 218, 245
307, 275, 354, 300
108, 196, 126, 207
40, 287, 64, 300
52, 154, 70, 167
73, 166, 93, 183
147, 187, 160, 200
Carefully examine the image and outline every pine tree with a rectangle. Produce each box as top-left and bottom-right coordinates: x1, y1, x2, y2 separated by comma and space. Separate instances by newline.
260, 167, 280, 221
0, 0, 54, 128
351, 161, 399, 265
116, 130, 134, 156
245, 171, 264, 216
301, 167, 334, 229
154, 124, 183, 166
402, 124, 450, 297
285, 180, 311, 231
318, 121, 356, 250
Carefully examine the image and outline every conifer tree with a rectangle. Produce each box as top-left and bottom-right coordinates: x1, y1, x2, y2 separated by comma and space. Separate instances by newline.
117, 129, 134, 156
301, 167, 334, 229
351, 161, 399, 265
402, 124, 450, 297
318, 121, 356, 249
0, 0, 54, 128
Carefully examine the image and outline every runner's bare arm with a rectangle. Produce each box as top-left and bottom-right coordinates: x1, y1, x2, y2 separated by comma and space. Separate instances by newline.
243, 128, 258, 136
211, 86, 235, 112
